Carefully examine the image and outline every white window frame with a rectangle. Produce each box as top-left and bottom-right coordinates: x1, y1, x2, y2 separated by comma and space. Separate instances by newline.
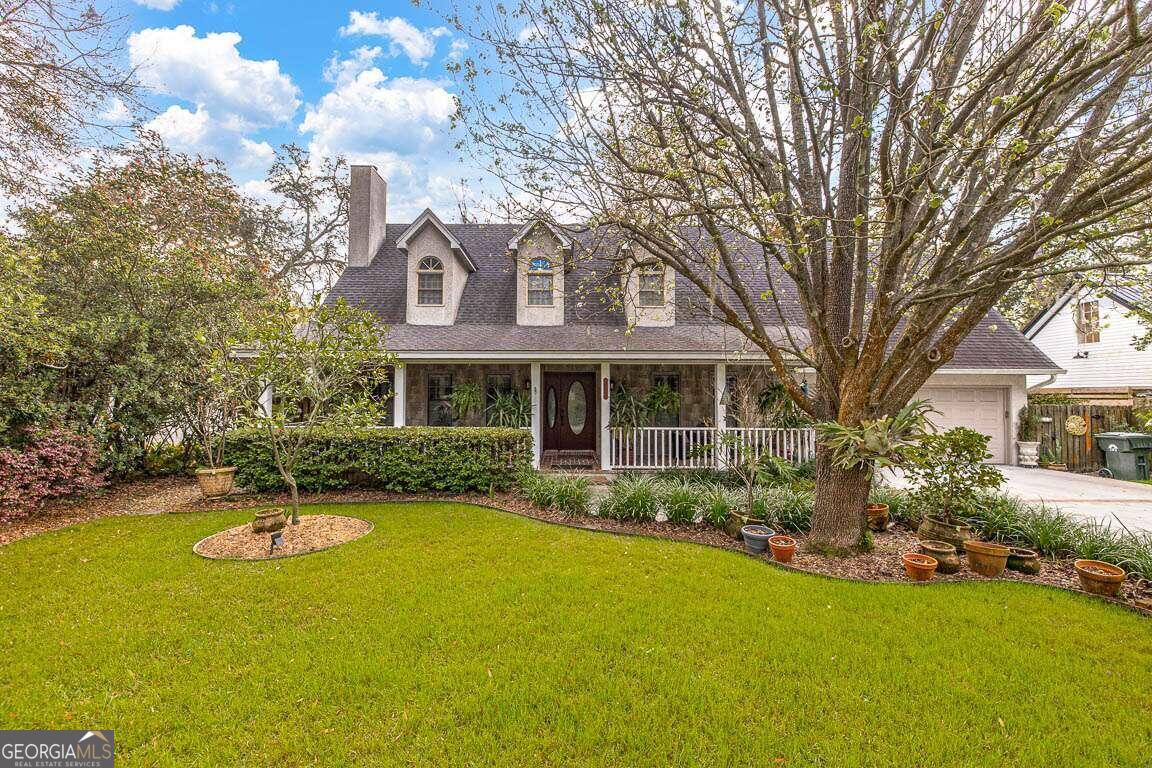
638, 263, 665, 307
416, 256, 445, 306
527, 257, 554, 307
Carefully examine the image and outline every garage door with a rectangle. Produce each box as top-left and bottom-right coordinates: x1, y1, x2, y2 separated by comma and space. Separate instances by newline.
916, 387, 1007, 463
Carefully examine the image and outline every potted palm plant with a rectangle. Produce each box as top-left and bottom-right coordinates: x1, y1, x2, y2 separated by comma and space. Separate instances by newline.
1016, 405, 1041, 467
485, 390, 532, 428
448, 381, 485, 425
182, 340, 247, 499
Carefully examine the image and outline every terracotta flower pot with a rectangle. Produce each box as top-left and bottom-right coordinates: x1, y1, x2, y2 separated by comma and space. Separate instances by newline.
768, 535, 797, 563
917, 515, 975, 552
1006, 547, 1041, 576
741, 525, 775, 555
964, 540, 1010, 577
196, 466, 236, 498
917, 539, 960, 574
902, 553, 938, 581
865, 503, 889, 532
251, 508, 287, 534
1073, 560, 1126, 597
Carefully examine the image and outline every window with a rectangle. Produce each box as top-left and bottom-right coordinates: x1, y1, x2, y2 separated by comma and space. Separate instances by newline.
638, 263, 665, 307
527, 257, 554, 306
427, 373, 454, 426
1076, 300, 1100, 344
417, 256, 444, 305
651, 372, 680, 428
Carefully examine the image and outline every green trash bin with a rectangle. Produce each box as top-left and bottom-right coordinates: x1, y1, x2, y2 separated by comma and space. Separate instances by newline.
1095, 432, 1152, 480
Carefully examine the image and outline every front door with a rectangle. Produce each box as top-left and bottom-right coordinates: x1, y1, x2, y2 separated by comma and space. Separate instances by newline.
542, 373, 596, 451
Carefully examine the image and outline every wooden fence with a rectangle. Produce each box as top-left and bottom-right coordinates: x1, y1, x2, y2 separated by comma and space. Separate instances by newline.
1036, 404, 1133, 472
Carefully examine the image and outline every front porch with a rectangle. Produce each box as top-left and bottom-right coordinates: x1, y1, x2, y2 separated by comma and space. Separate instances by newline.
388, 359, 815, 472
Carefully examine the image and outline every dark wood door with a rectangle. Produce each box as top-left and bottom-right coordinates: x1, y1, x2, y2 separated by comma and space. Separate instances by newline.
542, 373, 596, 451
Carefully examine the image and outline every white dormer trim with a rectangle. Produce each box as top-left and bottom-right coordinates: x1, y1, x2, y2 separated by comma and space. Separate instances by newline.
396, 208, 477, 272
507, 219, 573, 255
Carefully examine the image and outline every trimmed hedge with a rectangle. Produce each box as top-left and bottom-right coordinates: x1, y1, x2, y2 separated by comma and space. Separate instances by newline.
226, 427, 533, 493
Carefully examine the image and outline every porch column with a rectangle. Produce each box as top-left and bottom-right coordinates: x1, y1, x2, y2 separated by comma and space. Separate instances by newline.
530, 362, 542, 469
600, 362, 612, 471
713, 363, 727, 469
393, 364, 407, 427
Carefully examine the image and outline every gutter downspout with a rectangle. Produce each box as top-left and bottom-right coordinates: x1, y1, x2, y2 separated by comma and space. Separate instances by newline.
1027, 374, 1058, 392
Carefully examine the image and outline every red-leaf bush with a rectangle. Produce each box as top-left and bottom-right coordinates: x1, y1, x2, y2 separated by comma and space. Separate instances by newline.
0, 427, 105, 522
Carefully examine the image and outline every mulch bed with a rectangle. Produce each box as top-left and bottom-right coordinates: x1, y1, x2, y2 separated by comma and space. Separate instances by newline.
0, 476, 201, 547
193, 514, 374, 560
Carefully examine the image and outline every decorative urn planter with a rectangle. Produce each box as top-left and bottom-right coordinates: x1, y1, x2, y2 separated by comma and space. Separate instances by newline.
902, 553, 938, 581
964, 540, 1010, 577
196, 466, 237, 499
917, 539, 960, 574
1016, 441, 1041, 468
251, 508, 287, 534
917, 515, 975, 552
726, 511, 766, 540
865, 503, 890, 532
768, 535, 797, 563
1073, 560, 1126, 597
1006, 547, 1042, 575
740, 525, 775, 555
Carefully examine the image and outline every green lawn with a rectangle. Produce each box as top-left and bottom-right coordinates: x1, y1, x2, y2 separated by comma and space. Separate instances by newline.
1, 502, 1149, 767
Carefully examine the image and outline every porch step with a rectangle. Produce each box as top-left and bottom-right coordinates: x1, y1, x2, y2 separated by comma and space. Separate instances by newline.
542, 450, 598, 472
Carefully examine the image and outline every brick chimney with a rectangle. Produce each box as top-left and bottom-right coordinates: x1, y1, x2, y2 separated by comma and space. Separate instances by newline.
348, 165, 387, 267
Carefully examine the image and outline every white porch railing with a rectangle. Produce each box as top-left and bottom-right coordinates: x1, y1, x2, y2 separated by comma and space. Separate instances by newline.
609, 427, 817, 470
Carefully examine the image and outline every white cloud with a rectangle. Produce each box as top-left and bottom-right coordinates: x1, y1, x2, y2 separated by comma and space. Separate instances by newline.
128, 25, 300, 130
323, 46, 382, 86
144, 104, 212, 147
100, 97, 133, 124
339, 11, 449, 64
133, 0, 180, 9
237, 138, 276, 170
300, 69, 455, 156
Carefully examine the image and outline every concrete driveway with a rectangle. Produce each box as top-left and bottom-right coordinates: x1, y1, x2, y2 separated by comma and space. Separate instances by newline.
886, 466, 1152, 532
995, 466, 1152, 533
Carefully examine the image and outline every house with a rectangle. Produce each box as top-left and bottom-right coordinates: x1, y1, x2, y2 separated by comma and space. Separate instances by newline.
1024, 285, 1152, 404
326, 165, 1061, 469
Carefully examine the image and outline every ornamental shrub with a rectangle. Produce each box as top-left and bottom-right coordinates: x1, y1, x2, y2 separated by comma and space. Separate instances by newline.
519, 472, 591, 516
0, 427, 105, 522
658, 478, 703, 524
225, 427, 532, 494
598, 474, 659, 522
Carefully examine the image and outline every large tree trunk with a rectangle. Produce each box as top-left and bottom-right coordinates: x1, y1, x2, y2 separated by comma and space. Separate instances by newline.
807, 446, 872, 552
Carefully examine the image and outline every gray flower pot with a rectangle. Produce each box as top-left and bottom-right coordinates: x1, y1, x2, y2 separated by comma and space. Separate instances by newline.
741, 525, 776, 555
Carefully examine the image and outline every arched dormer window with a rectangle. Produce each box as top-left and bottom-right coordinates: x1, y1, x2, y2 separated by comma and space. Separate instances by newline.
417, 256, 444, 305
638, 262, 665, 307
527, 257, 554, 306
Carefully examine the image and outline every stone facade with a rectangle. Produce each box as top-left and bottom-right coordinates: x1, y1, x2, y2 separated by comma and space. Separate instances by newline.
405, 363, 531, 426
611, 363, 716, 426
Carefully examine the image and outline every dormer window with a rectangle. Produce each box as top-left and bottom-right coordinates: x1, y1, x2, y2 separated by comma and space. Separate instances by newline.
638, 263, 665, 306
527, 257, 554, 306
417, 256, 444, 305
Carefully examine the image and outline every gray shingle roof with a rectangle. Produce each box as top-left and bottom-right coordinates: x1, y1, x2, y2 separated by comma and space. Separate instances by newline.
326, 221, 1058, 370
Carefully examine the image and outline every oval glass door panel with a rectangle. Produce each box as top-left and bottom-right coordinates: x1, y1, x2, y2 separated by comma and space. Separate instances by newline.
546, 387, 557, 428
567, 380, 587, 434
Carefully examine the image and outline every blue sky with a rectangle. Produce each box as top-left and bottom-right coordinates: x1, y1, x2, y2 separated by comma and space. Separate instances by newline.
121, 0, 481, 220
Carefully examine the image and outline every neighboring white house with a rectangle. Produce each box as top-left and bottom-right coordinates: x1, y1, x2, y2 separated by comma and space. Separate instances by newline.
322, 165, 1061, 467
1024, 285, 1152, 403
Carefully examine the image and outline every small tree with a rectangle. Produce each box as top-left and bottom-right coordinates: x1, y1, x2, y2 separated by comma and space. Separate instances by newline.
904, 428, 1004, 524
245, 298, 394, 524
178, 330, 252, 470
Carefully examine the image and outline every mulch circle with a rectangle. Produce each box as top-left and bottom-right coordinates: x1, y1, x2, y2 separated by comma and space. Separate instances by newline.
193, 514, 373, 560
